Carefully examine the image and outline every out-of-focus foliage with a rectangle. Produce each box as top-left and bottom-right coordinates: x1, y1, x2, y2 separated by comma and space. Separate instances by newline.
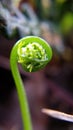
0, 0, 73, 37
0, 1, 40, 38
36, 0, 73, 35
0, 0, 73, 62
60, 13, 73, 34
35, 0, 73, 63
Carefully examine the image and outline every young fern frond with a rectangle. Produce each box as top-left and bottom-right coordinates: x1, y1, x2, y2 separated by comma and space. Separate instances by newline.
17, 36, 52, 72
10, 36, 52, 130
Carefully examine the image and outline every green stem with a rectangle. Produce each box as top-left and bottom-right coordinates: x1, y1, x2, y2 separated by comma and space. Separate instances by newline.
10, 43, 33, 130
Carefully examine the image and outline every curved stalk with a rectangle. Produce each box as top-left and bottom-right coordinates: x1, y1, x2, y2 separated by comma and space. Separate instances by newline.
10, 36, 52, 130
10, 43, 33, 130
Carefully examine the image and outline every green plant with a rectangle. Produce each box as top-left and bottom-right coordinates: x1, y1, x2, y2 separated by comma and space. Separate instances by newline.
10, 36, 52, 130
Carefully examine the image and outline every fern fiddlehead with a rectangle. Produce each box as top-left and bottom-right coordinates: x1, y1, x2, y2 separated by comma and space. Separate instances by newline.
10, 36, 52, 130
17, 36, 52, 72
